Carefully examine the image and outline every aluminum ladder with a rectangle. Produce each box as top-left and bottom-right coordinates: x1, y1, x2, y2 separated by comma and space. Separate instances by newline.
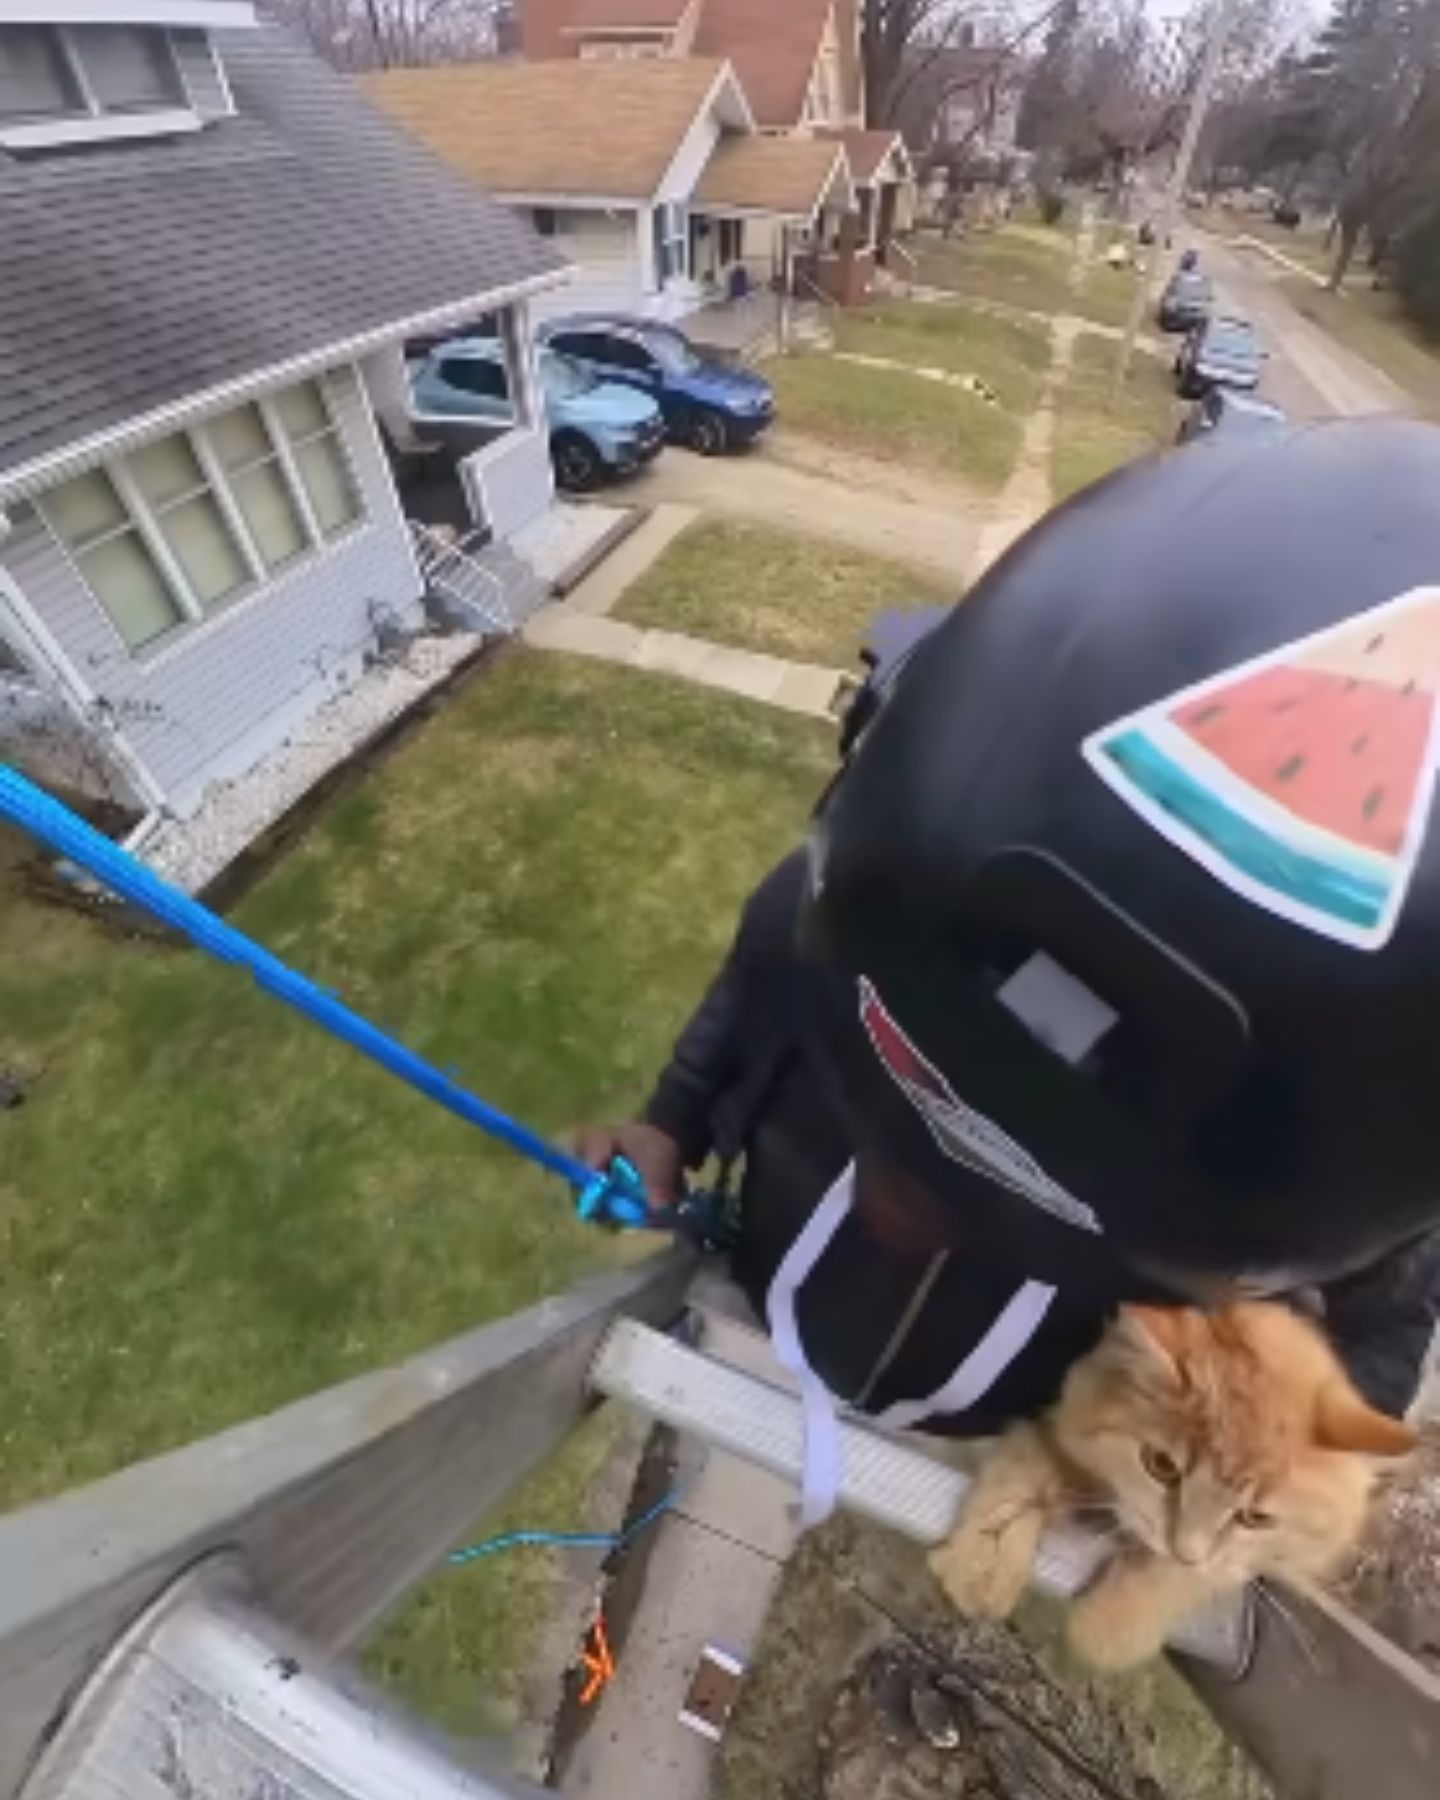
2, 1249, 1437, 1800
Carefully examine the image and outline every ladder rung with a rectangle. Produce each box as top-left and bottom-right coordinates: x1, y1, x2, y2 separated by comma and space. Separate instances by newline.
590, 1318, 1249, 1670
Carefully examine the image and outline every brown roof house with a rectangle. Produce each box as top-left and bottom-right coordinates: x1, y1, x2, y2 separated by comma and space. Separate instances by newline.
511, 0, 916, 296
522, 0, 862, 130
367, 57, 856, 331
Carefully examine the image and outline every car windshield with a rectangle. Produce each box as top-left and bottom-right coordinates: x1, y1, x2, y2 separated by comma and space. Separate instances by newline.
543, 351, 599, 400
1205, 325, 1257, 360
1172, 273, 1211, 298
647, 328, 703, 375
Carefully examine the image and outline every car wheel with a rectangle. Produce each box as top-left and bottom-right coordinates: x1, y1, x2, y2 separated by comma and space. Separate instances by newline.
552, 431, 605, 493
687, 408, 730, 456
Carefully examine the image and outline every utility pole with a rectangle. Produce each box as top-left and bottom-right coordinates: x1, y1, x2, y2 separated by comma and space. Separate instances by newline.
1111, 0, 1236, 390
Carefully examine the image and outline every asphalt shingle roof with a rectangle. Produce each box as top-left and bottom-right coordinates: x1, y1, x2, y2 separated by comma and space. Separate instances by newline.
364, 57, 727, 204
0, 25, 564, 488
694, 134, 849, 220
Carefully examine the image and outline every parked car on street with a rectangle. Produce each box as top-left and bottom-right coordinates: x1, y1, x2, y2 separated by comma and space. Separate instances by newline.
1157, 267, 1214, 332
1173, 315, 1265, 399
538, 314, 775, 455
1177, 385, 1288, 444
408, 338, 665, 492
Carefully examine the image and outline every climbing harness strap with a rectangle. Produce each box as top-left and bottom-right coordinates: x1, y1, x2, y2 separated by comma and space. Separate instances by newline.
766, 1160, 1054, 1525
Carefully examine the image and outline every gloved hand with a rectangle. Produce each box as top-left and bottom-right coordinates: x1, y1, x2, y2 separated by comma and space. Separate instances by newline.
573, 1120, 685, 1212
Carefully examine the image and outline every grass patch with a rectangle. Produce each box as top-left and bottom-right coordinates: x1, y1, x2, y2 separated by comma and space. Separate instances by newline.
910, 223, 1076, 318
1281, 276, 1440, 418
1071, 248, 1143, 330
835, 300, 1050, 410
364, 1404, 631, 1741
769, 296, 1051, 491
614, 517, 949, 666
0, 651, 831, 1517
1052, 332, 1177, 502
771, 350, 1023, 488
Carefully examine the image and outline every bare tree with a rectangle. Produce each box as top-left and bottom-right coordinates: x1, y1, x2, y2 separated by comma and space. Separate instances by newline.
265, 0, 503, 70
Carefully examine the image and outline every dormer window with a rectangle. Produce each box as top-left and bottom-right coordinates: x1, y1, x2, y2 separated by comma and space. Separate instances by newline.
0, 22, 196, 147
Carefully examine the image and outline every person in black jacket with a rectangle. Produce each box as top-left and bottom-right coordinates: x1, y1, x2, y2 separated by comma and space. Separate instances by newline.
584, 422, 1440, 1493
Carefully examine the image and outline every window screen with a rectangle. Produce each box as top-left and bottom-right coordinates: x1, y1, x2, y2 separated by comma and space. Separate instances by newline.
71, 26, 181, 113
46, 469, 184, 652
276, 381, 362, 540
0, 25, 79, 122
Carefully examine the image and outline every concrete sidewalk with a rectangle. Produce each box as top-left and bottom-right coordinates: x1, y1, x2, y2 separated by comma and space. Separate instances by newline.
524, 607, 842, 718
559, 1282, 801, 1800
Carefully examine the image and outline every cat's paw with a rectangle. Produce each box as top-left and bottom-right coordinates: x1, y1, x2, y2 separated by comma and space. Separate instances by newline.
1066, 1582, 1168, 1671
928, 1525, 1032, 1621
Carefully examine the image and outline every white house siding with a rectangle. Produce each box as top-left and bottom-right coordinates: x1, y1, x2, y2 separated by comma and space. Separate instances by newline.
528, 209, 647, 320
0, 366, 424, 817
172, 30, 234, 119
462, 429, 554, 540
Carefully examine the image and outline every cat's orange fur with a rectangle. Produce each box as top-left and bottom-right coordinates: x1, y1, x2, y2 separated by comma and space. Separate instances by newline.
929, 1301, 1417, 1669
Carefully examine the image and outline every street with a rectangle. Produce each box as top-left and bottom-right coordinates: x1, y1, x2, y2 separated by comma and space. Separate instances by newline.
1185, 228, 1409, 419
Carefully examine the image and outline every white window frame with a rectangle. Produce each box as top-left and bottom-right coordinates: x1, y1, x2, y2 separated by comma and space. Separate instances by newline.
0, 21, 198, 148
42, 377, 365, 659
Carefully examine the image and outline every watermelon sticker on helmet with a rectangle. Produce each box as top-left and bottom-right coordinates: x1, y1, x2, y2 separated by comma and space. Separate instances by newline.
1081, 586, 1440, 951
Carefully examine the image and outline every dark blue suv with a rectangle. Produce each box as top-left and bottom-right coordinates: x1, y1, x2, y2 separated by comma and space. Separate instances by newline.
539, 314, 775, 456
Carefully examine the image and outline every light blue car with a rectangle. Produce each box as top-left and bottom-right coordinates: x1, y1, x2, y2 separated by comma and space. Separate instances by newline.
408, 337, 665, 491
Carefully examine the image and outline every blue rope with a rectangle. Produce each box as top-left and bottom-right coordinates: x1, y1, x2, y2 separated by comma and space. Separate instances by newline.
448, 1486, 680, 1566
0, 765, 647, 1225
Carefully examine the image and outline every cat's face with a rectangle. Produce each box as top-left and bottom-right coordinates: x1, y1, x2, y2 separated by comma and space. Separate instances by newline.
1051, 1302, 1416, 1584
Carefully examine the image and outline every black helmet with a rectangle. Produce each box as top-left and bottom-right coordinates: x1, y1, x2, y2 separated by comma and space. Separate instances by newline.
804, 419, 1440, 1300
1179, 248, 1199, 271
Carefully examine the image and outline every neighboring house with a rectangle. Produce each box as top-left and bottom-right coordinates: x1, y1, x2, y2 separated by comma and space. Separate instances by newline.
520, 0, 863, 132
818, 127, 918, 276
509, 0, 916, 285
366, 58, 854, 322
0, 7, 565, 822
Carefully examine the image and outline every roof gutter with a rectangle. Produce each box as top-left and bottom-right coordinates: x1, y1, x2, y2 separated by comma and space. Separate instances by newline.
0, 266, 568, 506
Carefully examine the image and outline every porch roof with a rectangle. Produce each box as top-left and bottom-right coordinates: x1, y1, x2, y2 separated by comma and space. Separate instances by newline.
693, 134, 854, 223
364, 58, 745, 204
818, 127, 912, 187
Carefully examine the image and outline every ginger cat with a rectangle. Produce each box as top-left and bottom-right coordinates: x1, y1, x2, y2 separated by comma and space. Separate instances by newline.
929, 1301, 1416, 1669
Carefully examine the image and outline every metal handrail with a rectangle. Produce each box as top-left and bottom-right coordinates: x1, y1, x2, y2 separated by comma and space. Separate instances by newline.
409, 519, 513, 636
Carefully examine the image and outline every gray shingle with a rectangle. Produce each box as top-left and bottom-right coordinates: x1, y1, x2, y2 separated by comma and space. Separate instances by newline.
0, 26, 564, 485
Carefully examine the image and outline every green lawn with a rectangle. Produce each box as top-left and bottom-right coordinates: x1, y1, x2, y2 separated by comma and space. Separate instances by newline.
770, 293, 1051, 490
835, 299, 1050, 408
1071, 248, 1143, 330
911, 222, 1076, 318
0, 652, 830, 1516
613, 517, 950, 666
1280, 276, 1440, 418
1051, 333, 1178, 502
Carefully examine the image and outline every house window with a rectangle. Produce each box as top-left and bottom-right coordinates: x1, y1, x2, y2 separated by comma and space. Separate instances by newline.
43, 379, 364, 656
275, 381, 363, 540
0, 26, 80, 121
77, 25, 183, 114
652, 202, 688, 284
0, 23, 182, 127
45, 469, 187, 652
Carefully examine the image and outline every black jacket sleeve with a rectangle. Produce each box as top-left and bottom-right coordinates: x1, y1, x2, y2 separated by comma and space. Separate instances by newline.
1318, 1226, 1440, 1415
642, 851, 807, 1170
